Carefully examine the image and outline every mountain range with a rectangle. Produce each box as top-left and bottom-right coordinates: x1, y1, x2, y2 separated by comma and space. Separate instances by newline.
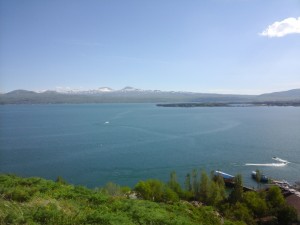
0, 87, 300, 104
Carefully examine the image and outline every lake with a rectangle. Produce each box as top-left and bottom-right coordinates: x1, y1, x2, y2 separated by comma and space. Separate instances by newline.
0, 104, 300, 188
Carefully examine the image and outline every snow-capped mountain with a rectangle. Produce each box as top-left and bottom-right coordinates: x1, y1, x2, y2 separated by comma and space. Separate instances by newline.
54, 87, 84, 94
2, 87, 299, 104
119, 86, 141, 92
97, 87, 114, 92
13, 86, 185, 95
80, 87, 115, 94
48, 87, 115, 94
45, 86, 154, 94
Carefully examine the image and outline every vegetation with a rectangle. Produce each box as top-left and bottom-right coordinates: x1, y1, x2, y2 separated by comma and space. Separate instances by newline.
0, 171, 297, 225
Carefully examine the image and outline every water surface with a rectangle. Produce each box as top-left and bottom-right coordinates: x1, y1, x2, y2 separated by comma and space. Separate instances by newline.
0, 104, 299, 188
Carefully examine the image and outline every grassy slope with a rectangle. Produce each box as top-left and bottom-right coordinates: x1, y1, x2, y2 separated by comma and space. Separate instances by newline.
0, 174, 243, 225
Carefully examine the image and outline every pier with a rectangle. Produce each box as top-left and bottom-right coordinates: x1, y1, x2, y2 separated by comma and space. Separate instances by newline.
223, 179, 255, 192
271, 180, 300, 198
270, 180, 300, 220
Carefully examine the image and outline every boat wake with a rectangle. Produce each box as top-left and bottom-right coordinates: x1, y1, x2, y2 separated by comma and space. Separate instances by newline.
245, 157, 289, 167
245, 163, 287, 167
272, 157, 288, 163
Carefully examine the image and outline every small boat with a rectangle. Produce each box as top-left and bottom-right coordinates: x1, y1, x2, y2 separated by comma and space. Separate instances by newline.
214, 171, 235, 187
104, 121, 110, 124
272, 157, 288, 163
214, 171, 235, 180
251, 171, 269, 183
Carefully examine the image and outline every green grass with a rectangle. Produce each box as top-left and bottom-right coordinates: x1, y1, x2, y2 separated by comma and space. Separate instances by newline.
1, 173, 297, 225
0, 174, 242, 225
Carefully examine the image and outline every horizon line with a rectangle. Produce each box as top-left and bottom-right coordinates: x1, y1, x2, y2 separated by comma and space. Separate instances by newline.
1, 87, 299, 96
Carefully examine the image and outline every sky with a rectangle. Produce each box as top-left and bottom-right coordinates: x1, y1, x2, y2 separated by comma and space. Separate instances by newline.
0, 0, 300, 94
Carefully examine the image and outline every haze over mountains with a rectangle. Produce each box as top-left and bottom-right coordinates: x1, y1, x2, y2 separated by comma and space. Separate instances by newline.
0, 87, 300, 104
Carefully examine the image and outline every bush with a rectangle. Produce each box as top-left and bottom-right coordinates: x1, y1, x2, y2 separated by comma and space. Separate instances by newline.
266, 186, 285, 211
103, 182, 123, 196
243, 191, 267, 218
55, 176, 68, 185
135, 179, 164, 202
88, 193, 109, 205
33, 203, 64, 224
135, 179, 179, 203
9, 188, 31, 202
277, 205, 298, 225
163, 187, 179, 202
232, 203, 255, 225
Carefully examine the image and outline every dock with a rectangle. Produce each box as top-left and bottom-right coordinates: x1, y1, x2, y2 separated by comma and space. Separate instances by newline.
271, 180, 300, 198
214, 170, 255, 192
223, 180, 255, 192
269, 180, 300, 220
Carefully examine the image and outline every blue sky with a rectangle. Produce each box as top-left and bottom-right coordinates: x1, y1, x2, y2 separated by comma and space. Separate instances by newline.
0, 0, 299, 94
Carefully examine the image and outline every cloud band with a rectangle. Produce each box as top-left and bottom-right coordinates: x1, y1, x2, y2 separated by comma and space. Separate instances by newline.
260, 17, 300, 37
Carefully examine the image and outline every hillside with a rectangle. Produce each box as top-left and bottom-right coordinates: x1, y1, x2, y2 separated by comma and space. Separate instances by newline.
0, 174, 236, 225
1, 88, 300, 104
257, 89, 300, 101
0, 88, 255, 104
0, 174, 298, 225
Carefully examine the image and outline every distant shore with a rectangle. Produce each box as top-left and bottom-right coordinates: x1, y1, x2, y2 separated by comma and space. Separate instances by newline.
157, 102, 300, 107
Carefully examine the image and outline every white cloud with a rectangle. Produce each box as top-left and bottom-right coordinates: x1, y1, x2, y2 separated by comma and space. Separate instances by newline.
260, 17, 300, 37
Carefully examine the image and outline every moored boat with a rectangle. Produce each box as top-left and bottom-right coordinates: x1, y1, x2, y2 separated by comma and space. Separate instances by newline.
214, 171, 235, 180
251, 171, 269, 183
214, 171, 235, 188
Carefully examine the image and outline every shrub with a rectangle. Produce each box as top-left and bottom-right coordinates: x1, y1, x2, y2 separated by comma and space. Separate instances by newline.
33, 203, 64, 224
103, 182, 123, 196
9, 188, 31, 202
266, 186, 285, 212
277, 205, 298, 225
243, 191, 267, 218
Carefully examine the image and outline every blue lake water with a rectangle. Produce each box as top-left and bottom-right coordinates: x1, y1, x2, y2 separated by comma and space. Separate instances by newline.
0, 104, 300, 188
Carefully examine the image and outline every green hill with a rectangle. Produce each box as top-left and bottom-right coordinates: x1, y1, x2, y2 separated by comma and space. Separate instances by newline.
0, 173, 297, 225
0, 174, 234, 225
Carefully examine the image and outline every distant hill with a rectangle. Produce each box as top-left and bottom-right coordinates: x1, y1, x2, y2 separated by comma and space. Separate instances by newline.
0, 87, 299, 104
257, 89, 300, 101
6, 89, 37, 95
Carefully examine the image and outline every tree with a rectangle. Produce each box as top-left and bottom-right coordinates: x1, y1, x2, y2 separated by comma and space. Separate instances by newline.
192, 169, 198, 197
243, 191, 267, 218
103, 182, 122, 196
229, 174, 243, 204
135, 180, 151, 200
135, 179, 173, 202
163, 186, 179, 202
55, 176, 68, 185
213, 174, 226, 201
255, 169, 261, 189
199, 171, 210, 203
231, 202, 256, 225
168, 171, 182, 196
207, 181, 224, 207
184, 173, 192, 192
266, 186, 285, 210
277, 205, 297, 225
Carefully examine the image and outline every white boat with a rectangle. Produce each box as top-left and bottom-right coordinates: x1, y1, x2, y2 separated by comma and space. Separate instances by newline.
272, 157, 288, 163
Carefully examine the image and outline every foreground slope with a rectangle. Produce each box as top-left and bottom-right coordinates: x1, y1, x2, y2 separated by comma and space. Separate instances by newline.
0, 174, 238, 225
